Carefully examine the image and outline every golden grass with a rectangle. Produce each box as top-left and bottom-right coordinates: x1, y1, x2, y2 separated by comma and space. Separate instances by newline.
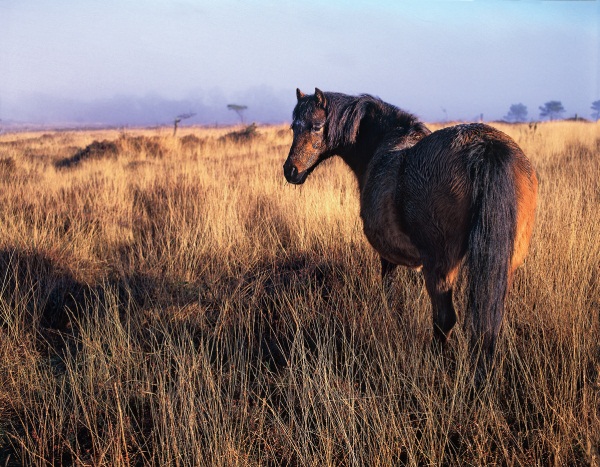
0, 121, 598, 465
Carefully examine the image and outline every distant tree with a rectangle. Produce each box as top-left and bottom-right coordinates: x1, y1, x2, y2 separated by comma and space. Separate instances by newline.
539, 101, 565, 121
504, 103, 528, 123
173, 112, 196, 136
440, 107, 448, 122
227, 104, 248, 123
591, 100, 600, 121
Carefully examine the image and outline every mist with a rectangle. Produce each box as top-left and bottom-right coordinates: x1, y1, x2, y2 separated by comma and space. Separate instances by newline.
1, 1, 598, 128
1, 87, 295, 128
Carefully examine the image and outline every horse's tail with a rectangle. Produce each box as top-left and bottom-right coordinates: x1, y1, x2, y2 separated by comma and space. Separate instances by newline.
466, 139, 517, 366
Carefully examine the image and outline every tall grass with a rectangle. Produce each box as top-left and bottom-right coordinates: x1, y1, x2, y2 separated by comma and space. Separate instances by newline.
0, 121, 598, 465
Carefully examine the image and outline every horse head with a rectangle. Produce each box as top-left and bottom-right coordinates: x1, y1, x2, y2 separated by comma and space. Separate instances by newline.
283, 88, 331, 184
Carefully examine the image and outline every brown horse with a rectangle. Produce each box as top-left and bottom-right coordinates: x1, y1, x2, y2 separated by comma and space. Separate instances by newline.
283, 88, 537, 372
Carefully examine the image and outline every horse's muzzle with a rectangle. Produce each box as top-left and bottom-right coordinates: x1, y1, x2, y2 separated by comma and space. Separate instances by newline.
283, 161, 308, 185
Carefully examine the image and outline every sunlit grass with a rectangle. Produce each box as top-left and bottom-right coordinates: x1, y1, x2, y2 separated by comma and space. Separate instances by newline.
0, 121, 598, 465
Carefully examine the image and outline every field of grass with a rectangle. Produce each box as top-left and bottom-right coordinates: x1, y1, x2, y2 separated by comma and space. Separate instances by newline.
0, 120, 598, 465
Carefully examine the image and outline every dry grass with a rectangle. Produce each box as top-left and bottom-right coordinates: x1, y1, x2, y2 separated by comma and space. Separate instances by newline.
0, 121, 598, 465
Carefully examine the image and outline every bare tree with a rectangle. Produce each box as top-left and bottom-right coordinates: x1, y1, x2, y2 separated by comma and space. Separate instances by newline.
227, 104, 248, 123
173, 112, 196, 136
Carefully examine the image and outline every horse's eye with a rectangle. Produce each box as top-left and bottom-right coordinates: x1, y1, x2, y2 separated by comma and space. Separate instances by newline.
312, 126, 323, 133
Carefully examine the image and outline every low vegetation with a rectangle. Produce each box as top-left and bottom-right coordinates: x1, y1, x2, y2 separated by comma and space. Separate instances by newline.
0, 121, 598, 465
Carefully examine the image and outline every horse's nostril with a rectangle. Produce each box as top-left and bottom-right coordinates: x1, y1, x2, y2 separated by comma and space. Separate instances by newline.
284, 162, 297, 178
284, 160, 303, 184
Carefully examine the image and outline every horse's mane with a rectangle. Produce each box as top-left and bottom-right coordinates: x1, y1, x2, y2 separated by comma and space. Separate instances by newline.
292, 91, 429, 151
323, 93, 428, 148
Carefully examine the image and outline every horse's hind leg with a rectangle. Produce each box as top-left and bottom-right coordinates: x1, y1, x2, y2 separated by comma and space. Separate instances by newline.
380, 257, 398, 312
380, 257, 397, 281
423, 265, 459, 345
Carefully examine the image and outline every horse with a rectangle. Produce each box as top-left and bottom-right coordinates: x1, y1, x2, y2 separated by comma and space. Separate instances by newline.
283, 88, 538, 372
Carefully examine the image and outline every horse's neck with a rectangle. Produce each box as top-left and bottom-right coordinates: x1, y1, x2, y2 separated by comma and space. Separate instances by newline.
340, 116, 402, 191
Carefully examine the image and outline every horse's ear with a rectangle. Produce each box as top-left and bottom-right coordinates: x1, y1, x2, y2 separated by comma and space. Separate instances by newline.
315, 88, 327, 109
296, 88, 305, 101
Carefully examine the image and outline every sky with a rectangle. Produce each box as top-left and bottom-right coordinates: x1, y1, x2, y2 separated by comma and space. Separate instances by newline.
0, 0, 599, 126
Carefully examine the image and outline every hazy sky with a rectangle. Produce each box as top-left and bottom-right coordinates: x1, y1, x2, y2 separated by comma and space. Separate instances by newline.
1, 0, 598, 125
